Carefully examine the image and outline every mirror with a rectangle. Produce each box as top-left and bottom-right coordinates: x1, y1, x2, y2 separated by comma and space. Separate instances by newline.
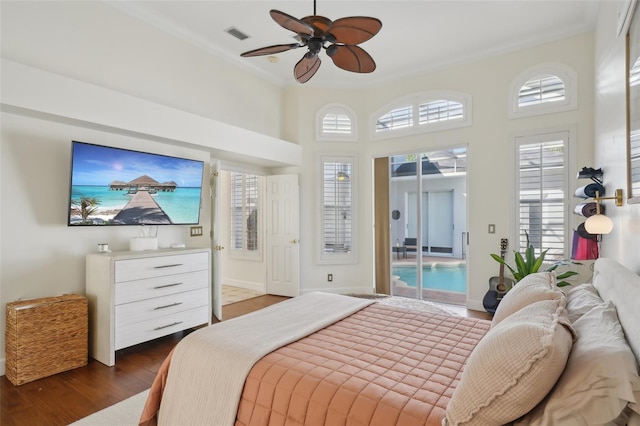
627, 2, 640, 203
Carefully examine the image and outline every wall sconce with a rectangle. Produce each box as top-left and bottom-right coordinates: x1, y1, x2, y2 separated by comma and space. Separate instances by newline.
584, 189, 624, 235
337, 171, 349, 181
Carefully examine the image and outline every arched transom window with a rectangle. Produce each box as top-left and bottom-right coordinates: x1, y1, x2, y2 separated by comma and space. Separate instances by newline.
372, 91, 472, 139
509, 64, 577, 118
317, 104, 357, 141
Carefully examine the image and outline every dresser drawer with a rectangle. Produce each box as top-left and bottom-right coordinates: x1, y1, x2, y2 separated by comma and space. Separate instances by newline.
115, 305, 209, 350
115, 252, 209, 283
115, 288, 208, 327
114, 270, 208, 305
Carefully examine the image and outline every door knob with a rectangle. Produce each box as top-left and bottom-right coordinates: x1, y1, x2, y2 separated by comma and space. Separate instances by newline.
214, 245, 225, 251
289, 239, 299, 244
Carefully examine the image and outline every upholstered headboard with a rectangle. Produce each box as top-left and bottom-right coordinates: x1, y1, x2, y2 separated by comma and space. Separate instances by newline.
593, 258, 640, 365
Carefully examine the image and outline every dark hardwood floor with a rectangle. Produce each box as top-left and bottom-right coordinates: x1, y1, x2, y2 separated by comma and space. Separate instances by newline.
1, 295, 489, 426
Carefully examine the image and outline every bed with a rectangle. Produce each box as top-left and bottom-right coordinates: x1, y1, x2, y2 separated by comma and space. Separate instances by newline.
140, 258, 640, 426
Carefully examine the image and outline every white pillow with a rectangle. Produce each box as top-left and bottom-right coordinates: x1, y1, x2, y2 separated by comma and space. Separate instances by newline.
492, 272, 563, 326
516, 301, 640, 425
565, 283, 604, 323
445, 298, 574, 426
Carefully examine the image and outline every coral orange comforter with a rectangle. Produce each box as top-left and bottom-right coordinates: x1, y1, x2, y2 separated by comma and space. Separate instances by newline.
235, 304, 489, 426
142, 298, 490, 426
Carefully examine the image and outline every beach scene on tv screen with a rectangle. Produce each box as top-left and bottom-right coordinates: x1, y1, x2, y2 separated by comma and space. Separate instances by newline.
69, 143, 203, 225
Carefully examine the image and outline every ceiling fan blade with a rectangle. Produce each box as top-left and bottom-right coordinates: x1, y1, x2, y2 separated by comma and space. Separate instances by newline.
327, 45, 376, 73
301, 15, 333, 37
270, 10, 314, 37
241, 43, 301, 57
329, 17, 382, 45
294, 54, 321, 83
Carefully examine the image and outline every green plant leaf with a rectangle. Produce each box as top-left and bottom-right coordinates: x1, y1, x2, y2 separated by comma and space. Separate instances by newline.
556, 270, 578, 280
525, 245, 535, 272
490, 253, 518, 277
530, 249, 547, 273
514, 252, 526, 281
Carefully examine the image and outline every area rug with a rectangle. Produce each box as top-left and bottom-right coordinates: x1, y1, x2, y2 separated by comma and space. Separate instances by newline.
69, 390, 148, 426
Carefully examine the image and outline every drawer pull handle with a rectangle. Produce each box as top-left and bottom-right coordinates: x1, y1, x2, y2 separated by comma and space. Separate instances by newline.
153, 282, 183, 289
154, 321, 183, 331
154, 302, 183, 310
154, 263, 183, 269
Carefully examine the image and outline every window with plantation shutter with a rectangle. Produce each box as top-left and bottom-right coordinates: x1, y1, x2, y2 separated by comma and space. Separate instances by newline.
518, 75, 565, 107
372, 91, 472, 139
317, 104, 357, 141
515, 132, 569, 261
509, 64, 577, 118
630, 57, 640, 196
230, 171, 262, 259
318, 155, 357, 264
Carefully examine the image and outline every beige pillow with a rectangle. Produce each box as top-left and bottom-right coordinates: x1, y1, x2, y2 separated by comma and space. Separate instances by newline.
516, 301, 640, 425
492, 272, 563, 326
444, 298, 574, 426
565, 283, 604, 323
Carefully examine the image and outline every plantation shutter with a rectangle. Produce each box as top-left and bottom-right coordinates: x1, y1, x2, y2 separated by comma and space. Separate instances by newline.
418, 100, 463, 124
516, 133, 568, 260
322, 159, 352, 254
322, 113, 352, 135
376, 105, 413, 132
518, 74, 565, 107
230, 172, 244, 250
230, 172, 260, 254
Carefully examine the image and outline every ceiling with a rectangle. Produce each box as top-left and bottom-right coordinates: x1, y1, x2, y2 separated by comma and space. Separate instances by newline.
108, 1, 599, 88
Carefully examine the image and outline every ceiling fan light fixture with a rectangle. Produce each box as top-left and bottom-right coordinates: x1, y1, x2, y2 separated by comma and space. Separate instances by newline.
239, 0, 382, 83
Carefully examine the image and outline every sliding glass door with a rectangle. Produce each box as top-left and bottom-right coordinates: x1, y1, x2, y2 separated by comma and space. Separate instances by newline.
389, 148, 467, 304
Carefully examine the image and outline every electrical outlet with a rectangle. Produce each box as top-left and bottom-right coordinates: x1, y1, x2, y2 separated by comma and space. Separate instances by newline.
190, 226, 203, 237
327, 274, 333, 282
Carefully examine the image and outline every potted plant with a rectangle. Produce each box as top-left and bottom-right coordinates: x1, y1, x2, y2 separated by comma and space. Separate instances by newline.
490, 231, 580, 287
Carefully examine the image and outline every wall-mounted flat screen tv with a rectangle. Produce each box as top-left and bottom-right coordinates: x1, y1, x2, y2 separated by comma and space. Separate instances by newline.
68, 141, 204, 226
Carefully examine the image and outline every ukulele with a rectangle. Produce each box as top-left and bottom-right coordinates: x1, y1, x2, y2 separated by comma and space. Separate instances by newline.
482, 238, 516, 314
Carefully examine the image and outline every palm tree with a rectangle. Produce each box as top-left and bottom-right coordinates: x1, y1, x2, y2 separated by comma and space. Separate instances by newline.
71, 196, 101, 223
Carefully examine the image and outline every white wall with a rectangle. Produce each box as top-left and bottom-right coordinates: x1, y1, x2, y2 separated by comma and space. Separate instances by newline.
593, 0, 640, 272
283, 32, 595, 308
0, 112, 212, 374
0, 1, 283, 138
4, 0, 629, 376
0, 2, 296, 376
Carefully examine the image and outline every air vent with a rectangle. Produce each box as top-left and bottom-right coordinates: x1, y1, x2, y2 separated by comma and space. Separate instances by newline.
225, 27, 249, 41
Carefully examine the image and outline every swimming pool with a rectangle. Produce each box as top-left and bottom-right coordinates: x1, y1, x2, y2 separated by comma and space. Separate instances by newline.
393, 264, 466, 293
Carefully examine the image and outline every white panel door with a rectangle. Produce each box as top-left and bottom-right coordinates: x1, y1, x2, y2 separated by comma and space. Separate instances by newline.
266, 174, 300, 297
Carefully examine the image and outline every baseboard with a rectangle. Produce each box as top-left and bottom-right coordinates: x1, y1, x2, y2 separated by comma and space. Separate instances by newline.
223, 279, 265, 293
466, 298, 486, 313
1, 357, 5, 376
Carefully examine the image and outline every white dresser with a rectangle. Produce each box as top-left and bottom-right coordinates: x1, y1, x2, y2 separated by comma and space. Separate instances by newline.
86, 248, 211, 366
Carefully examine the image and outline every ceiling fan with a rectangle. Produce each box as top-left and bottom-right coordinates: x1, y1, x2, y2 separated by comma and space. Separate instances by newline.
240, 0, 382, 83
